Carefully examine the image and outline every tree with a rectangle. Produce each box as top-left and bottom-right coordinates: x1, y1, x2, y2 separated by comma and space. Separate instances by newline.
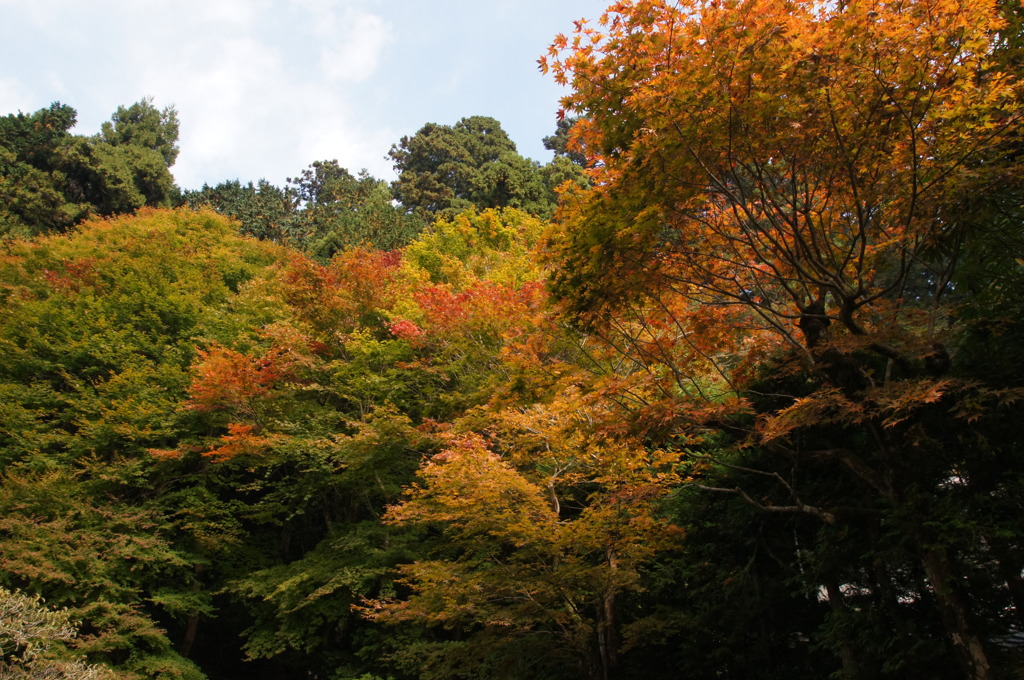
0, 100, 179, 236
542, 116, 587, 167
181, 179, 297, 242
0, 103, 78, 168
365, 428, 681, 680
183, 161, 425, 257
389, 116, 553, 218
544, 2, 1022, 678
0, 103, 89, 234
99, 97, 180, 167
55, 136, 175, 213
288, 160, 424, 258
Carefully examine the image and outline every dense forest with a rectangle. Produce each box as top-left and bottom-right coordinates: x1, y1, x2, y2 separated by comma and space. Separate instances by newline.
2, 1, 1024, 679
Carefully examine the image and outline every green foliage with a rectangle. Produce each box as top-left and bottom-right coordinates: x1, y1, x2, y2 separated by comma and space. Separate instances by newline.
0, 208, 285, 463
0, 470, 203, 678
180, 179, 295, 243
0, 100, 179, 237
0, 104, 88, 235
289, 161, 424, 259
402, 208, 544, 288
0, 103, 77, 167
99, 97, 180, 167
53, 137, 169, 215
0, 208, 294, 678
542, 116, 587, 167
0, 586, 121, 680
229, 521, 408, 677
182, 161, 424, 258
389, 116, 554, 219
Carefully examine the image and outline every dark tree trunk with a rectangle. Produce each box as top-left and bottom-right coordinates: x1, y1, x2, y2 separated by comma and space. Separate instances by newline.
179, 564, 204, 656
919, 547, 996, 680
594, 548, 619, 680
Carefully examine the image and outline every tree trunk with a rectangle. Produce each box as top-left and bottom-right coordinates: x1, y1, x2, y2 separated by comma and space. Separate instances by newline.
179, 564, 204, 656
180, 610, 200, 657
594, 548, 619, 680
919, 547, 996, 680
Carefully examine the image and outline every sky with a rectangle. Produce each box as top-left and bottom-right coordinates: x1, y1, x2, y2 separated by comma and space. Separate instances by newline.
0, 0, 606, 190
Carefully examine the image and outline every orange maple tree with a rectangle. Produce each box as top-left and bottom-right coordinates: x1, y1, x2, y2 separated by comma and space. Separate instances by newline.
544, 0, 1016, 351
543, 2, 1021, 678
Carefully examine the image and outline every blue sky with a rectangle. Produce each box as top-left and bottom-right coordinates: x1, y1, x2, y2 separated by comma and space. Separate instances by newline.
0, 0, 605, 189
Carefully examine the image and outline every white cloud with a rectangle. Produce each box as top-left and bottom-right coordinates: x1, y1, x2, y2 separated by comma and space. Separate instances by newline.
100, 0, 397, 187
0, 77, 34, 115
320, 10, 392, 83
194, 0, 266, 27
158, 37, 286, 158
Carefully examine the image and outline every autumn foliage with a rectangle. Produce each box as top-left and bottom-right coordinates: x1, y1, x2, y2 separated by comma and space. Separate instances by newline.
541, 2, 1023, 679
0, 5, 1022, 680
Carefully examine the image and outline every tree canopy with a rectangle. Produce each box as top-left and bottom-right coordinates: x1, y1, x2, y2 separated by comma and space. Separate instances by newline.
388, 115, 563, 218
0, 100, 179, 237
